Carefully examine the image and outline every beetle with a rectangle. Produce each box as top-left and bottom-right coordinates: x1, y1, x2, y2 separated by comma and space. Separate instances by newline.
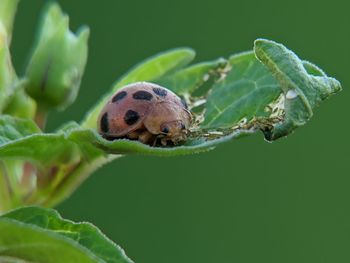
98, 82, 192, 145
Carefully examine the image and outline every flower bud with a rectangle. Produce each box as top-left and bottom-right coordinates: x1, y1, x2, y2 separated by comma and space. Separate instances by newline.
25, 3, 89, 110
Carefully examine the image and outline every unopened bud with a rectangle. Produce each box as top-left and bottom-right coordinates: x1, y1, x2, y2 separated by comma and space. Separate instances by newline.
25, 3, 89, 110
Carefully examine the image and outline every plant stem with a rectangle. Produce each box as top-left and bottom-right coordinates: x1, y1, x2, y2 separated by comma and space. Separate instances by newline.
34, 106, 48, 130
43, 155, 120, 207
0, 161, 12, 213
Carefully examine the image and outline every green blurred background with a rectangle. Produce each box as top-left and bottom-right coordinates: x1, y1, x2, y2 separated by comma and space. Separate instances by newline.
11, 0, 349, 262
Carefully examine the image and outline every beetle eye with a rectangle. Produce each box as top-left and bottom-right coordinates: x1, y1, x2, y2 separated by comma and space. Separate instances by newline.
180, 123, 186, 130
162, 127, 169, 134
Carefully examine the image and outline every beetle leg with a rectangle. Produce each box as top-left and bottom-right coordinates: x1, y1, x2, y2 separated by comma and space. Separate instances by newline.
138, 131, 155, 145
170, 134, 186, 145
160, 137, 168, 146
127, 130, 141, 139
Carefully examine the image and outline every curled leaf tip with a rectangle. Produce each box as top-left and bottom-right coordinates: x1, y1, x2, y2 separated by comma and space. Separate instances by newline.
253, 38, 341, 140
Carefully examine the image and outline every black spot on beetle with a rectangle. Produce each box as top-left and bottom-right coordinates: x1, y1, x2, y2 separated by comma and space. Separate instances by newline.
153, 87, 167, 97
124, 110, 140, 125
100, 112, 109, 133
112, 91, 127, 103
181, 98, 188, 109
133, 90, 153, 100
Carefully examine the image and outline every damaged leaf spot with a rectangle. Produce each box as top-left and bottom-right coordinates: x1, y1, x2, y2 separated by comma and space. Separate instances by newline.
286, 90, 298, 99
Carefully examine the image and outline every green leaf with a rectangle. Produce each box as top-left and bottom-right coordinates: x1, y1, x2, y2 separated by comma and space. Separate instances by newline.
0, 219, 101, 263
0, 115, 40, 145
254, 39, 341, 140
0, 116, 78, 167
68, 127, 252, 157
82, 48, 195, 129
115, 48, 195, 88
156, 58, 228, 96
200, 51, 280, 128
0, 206, 133, 263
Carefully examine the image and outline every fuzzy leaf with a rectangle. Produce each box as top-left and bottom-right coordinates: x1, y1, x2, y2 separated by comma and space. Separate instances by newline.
156, 58, 227, 96
254, 39, 341, 140
0, 115, 40, 145
0, 206, 133, 263
0, 116, 78, 168
200, 52, 280, 128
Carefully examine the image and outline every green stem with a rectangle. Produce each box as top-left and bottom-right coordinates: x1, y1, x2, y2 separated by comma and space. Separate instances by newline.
0, 161, 12, 213
0, 161, 23, 213
43, 155, 120, 208
34, 106, 48, 130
